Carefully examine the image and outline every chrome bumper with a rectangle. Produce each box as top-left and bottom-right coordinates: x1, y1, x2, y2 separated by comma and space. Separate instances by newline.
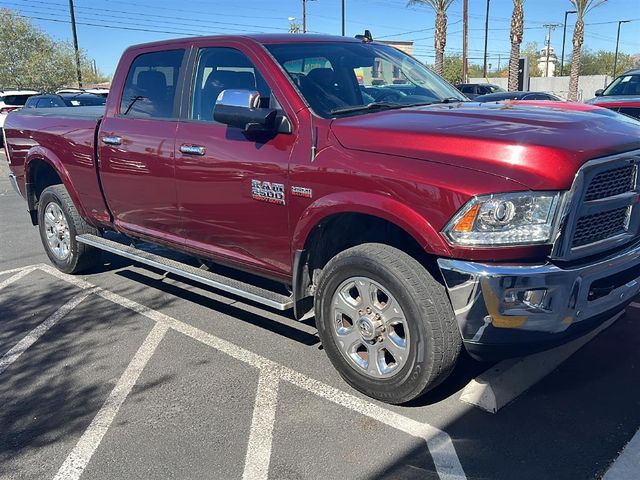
8, 173, 23, 199
437, 241, 640, 350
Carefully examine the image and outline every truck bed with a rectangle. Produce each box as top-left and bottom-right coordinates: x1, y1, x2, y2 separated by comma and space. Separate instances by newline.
4, 106, 109, 224
10, 105, 105, 119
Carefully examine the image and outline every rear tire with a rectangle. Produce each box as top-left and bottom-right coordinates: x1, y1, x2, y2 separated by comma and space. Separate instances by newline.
315, 243, 461, 404
38, 184, 101, 274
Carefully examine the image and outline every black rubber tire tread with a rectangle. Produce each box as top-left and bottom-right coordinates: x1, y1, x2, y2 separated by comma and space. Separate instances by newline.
315, 243, 462, 404
38, 184, 101, 274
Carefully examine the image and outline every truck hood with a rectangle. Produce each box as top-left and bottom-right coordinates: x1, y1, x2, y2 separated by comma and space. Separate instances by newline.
330, 101, 640, 190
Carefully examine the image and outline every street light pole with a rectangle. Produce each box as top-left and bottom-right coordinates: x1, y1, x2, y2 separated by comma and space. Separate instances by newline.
68, 0, 83, 87
341, 0, 346, 36
483, 0, 490, 78
614, 20, 631, 77
302, 0, 307, 33
462, 0, 468, 83
560, 10, 576, 76
543, 23, 560, 77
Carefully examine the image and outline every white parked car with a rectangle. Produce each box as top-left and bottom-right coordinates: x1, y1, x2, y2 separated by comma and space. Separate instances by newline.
56, 87, 109, 98
0, 89, 40, 145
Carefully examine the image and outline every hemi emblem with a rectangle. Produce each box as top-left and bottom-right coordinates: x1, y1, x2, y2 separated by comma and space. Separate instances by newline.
291, 186, 313, 198
251, 180, 285, 205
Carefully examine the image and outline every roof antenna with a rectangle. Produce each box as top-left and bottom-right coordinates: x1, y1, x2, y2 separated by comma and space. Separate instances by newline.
355, 30, 373, 43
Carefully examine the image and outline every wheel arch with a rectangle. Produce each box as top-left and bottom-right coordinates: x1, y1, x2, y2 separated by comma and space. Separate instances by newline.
291, 192, 451, 318
24, 147, 88, 225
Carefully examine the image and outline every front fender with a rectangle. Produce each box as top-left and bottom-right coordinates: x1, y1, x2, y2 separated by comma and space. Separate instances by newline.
291, 191, 452, 257
25, 146, 89, 219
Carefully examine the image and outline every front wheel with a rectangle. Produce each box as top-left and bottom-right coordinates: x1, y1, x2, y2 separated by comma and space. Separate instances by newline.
315, 243, 461, 404
38, 184, 101, 274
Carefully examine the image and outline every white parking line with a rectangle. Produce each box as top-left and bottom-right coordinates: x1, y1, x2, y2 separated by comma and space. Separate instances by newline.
0, 264, 38, 278
602, 427, 640, 480
0, 290, 93, 375
243, 370, 280, 480
460, 311, 625, 413
0, 266, 37, 292
53, 322, 168, 480
38, 264, 467, 480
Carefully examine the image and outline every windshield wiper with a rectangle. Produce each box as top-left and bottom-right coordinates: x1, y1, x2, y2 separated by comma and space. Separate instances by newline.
331, 98, 466, 116
123, 95, 146, 115
439, 97, 465, 103
330, 102, 407, 116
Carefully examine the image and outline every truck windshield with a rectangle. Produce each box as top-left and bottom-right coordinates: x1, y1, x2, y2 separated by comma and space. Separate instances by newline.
266, 42, 466, 118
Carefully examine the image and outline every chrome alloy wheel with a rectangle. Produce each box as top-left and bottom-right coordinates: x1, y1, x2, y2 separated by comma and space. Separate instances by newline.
43, 202, 71, 260
330, 277, 410, 379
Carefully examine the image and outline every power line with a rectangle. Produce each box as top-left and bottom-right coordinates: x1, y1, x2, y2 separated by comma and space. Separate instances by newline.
8, 0, 289, 32
12, 12, 216, 37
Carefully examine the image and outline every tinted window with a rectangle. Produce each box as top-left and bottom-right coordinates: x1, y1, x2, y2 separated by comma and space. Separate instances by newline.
603, 74, 640, 96
267, 42, 464, 118
64, 94, 107, 106
120, 49, 184, 118
30, 96, 65, 108
1, 94, 34, 105
191, 47, 272, 122
459, 85, 474, 94
524, 93, 552, 100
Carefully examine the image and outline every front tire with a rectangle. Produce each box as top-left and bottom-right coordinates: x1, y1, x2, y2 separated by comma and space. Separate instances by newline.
38, 184, 101, 274
315, 243, 461, 404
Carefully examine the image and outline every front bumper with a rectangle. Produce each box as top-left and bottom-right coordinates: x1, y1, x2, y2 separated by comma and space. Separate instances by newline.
438, 240, 640, 359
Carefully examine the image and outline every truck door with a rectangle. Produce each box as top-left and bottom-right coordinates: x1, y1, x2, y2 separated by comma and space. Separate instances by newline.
98, 48, 187, 241
175, 45, 296, 276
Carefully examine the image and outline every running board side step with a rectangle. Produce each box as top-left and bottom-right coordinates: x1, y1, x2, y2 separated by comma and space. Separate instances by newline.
76, 234, 294, 310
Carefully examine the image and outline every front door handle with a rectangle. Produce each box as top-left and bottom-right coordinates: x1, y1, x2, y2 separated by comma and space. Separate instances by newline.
102, 136, 122, 146
180, 144, 206, 156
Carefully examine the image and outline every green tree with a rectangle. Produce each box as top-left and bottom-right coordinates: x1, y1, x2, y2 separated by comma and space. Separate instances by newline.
522, 42, 542, 77
577, 49, 636, 76
568, 0, 607, 101
408, 0, 456, 76
439, 55, 484, 84
0, 9, 108, 91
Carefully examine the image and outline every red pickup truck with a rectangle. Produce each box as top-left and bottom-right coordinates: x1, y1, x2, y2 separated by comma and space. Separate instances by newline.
4, 34, 640, 404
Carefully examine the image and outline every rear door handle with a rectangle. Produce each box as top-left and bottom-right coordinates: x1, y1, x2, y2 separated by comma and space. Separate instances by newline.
180, 144, 206, 156
102, 136, 122, 146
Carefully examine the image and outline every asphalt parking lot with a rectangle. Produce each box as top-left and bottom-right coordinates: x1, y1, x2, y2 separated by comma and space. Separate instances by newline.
1, 154, 639, 480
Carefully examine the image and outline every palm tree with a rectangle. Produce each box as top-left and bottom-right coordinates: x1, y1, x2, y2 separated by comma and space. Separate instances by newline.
508, 0, 524, 91
408, 0, 456, 76
568, 0, 607, 101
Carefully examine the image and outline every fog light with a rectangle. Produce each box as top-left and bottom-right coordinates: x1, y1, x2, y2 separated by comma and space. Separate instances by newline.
503, 288, 550, 311
522, 289, 549, 310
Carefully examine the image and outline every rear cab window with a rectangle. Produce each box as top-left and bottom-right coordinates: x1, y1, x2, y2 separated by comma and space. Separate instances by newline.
119, 49, 185, 118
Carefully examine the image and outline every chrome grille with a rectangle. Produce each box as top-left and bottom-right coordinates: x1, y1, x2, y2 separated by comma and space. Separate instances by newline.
584, 165, 635, 201
572, 207, 630, 247
552, 150, 640, 261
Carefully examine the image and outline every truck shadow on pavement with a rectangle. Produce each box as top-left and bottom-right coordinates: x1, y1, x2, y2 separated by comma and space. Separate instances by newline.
365, 308, 640, 480
0, 283, 175, 476
115, 268, 321, 347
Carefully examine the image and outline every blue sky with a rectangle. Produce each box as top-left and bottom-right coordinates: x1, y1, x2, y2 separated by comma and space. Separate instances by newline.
4, 0, 639, 75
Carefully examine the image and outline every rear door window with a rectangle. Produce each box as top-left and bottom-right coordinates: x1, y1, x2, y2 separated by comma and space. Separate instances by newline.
120, 49, 185, 118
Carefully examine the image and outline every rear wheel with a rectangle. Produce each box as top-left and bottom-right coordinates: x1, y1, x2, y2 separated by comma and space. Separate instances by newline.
38, 184, 101, 274
315, 243, 461, 404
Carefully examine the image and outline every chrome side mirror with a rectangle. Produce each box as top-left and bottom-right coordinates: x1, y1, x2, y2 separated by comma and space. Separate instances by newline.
213, 89, 277, 132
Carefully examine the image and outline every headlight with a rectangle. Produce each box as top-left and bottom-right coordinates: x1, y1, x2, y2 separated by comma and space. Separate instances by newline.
443, 191, 563, 247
